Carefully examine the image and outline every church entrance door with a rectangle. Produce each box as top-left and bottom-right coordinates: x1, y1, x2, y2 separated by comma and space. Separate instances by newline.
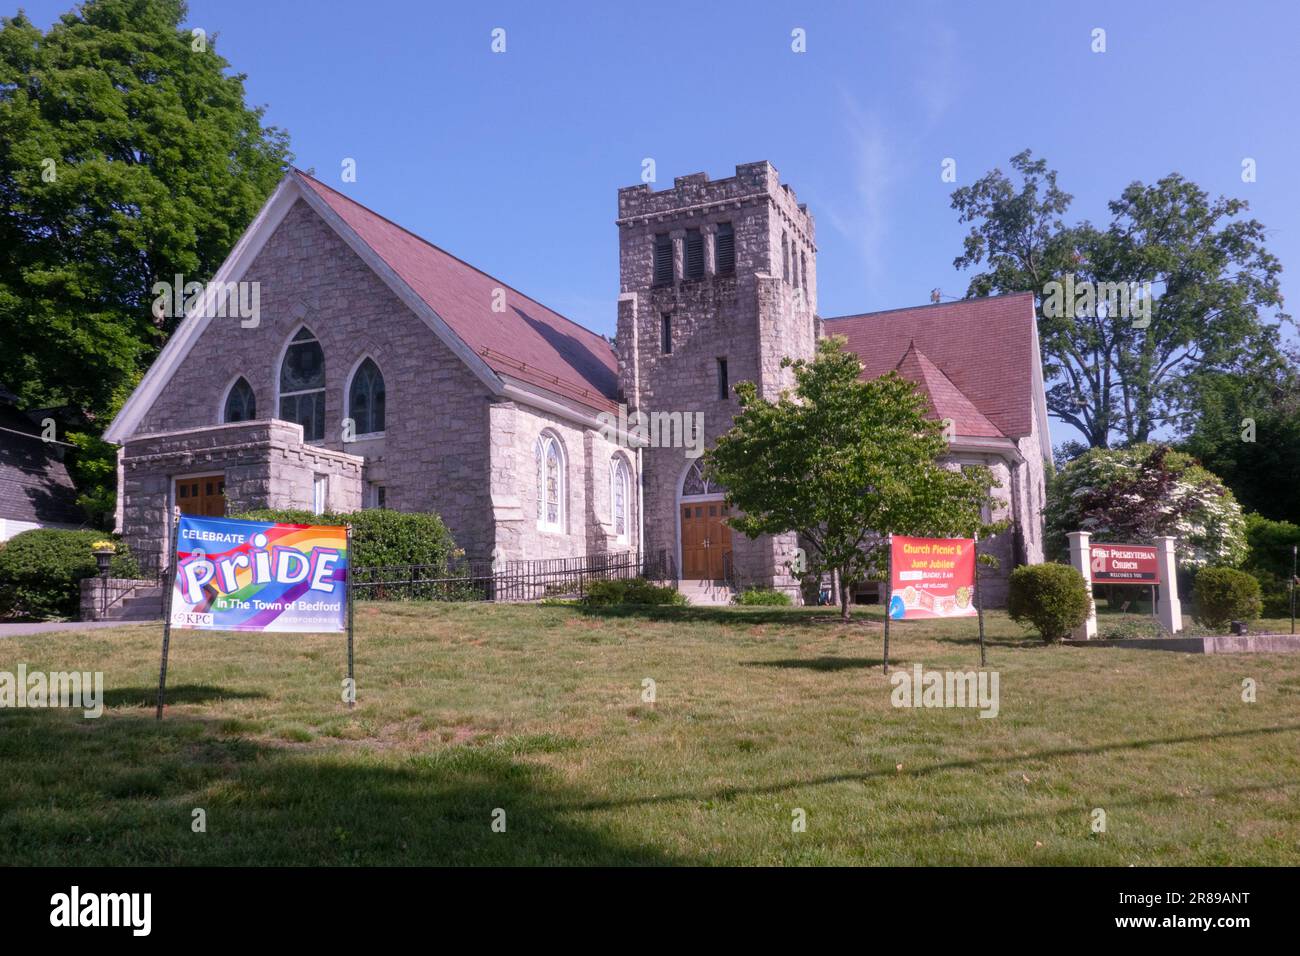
680, 501, 733, 580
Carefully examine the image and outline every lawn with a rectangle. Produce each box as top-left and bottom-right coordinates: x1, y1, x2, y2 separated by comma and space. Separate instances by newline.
1, 602, 1298, 865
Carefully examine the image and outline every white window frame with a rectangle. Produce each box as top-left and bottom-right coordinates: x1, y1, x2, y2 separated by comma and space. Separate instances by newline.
312, 473, 328, 515
533, 431, 566, 533
276, 326, 326, 443
345, 354, 386, 439
610, 455, 630, 543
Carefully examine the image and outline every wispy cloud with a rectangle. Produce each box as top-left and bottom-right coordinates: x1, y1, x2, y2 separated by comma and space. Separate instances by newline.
912, 18, 958, 126
826, 93, 896, 286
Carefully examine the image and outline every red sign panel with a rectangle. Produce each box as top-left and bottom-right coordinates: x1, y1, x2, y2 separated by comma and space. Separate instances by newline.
1090, 543, 1160, 584
889, 536, 977, 619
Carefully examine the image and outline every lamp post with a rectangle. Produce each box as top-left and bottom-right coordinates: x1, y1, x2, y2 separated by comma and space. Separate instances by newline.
92, 544, 114, 619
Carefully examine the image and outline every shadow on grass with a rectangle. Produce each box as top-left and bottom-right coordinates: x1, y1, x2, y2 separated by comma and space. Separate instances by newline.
929, 632, 1043, 650
0, 706, 694, 866
103, 684, 268, 708
571, 604, 882, 628
560, 722, 1300, 813
744, 656, 885, 671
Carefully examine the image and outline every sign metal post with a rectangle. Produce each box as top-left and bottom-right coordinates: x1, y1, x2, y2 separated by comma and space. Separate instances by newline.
975, 533, 987, 668
155, 506, 179, 721
346, 522, 355, 709
882, 534, 892, 675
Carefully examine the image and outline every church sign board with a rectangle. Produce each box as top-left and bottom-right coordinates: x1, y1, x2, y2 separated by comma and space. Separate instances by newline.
888, 536, 977, 620
1089, 543, 1160, 584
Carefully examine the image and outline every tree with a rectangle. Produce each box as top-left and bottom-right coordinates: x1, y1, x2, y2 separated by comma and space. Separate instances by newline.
1044, 443, 1248, 569
0, 0, 291, 524
704, 337, 997, 621
1179, 347, 1300, 525
951, 150, 1289, 448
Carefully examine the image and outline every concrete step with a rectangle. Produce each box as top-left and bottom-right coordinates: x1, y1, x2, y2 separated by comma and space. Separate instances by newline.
678, 580, 734, 606
103, 590, 163, 622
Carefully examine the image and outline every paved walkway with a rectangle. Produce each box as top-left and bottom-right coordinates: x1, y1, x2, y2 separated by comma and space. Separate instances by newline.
0, 620, 154, 638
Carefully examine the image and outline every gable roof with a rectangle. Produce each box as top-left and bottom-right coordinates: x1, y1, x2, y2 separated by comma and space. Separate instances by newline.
106, 170, 620, 444
294, 171, 619, 413
823, 292, 1045, 441
894, 342, 1003, 438
0, 401, 83, 527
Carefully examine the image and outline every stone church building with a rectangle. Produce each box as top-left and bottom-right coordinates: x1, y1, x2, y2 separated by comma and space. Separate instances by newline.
104, 161, 1050, 604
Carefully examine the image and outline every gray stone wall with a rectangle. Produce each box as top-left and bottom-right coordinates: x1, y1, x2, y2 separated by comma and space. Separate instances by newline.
129, 198, 498, 557
615, 163, 816, 596
119, 420, 363, 561
489, 399, 639, 562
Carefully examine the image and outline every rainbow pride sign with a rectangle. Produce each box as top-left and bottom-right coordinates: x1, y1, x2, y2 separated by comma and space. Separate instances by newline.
169, 515, 348, 633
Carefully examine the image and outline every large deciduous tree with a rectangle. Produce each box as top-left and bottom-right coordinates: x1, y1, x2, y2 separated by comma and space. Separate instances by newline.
951, 150, 1290, 449
704, 337, 997, 621
1179, 348, 1300, 525
0, 0, 290, 523
1044, 443, 1247, 569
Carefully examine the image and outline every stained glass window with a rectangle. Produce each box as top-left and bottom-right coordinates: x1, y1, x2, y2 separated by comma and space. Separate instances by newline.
534, 432, 564, 530
681, 460, 723, 498
279, 328, 325, 442
223, 377, 256, 423
349, 358, 385, 435
611, 456, 630, 540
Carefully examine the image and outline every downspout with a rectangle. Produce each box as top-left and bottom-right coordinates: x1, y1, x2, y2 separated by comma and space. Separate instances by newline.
637, 445, 645, 563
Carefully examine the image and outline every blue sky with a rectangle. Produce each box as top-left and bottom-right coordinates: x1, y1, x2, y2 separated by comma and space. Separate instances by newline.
20, 0, 1300, 357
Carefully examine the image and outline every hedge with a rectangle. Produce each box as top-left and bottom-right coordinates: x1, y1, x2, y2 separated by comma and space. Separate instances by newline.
734, 587, 792, 606
1241, 513, 1300, 617
231, 509, 458, 573
581, 578, 687, 607
0, 530, 140, 621
1007, 562, 1091, 643
1193, 566, 1262, 631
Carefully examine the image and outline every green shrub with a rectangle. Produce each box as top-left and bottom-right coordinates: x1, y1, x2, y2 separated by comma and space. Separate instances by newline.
1097, 616, 1164, 641
1007, 563, 1091, 643
232, 509, 457, 571
1193, 566, 1262, 631
582, 578, 687, 607
734, 587, 792, 606
0, 530, 140, 621
1241, 513, 1300, 617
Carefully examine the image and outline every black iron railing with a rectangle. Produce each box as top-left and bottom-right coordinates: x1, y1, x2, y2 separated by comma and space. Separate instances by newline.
351, 549, 677, 603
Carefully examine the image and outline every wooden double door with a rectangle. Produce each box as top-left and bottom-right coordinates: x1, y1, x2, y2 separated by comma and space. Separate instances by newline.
176, 474, 226, 517
681, 500, 733, 580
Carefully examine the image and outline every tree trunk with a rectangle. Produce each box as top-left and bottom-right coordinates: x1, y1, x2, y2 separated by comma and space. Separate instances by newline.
839, 581, 851, 621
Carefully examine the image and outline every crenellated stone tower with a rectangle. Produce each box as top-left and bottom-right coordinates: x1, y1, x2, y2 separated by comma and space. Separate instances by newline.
615, 161, 817, 599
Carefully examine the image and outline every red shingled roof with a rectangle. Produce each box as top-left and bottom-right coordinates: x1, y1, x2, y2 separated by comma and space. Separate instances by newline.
823, 293, 1037, 438
894, 342, 1003, 437
295, 170, 619, 414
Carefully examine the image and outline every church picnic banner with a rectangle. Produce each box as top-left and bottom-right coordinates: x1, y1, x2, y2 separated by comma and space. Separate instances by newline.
170, 515, 348, 633
888, 535, 977, 620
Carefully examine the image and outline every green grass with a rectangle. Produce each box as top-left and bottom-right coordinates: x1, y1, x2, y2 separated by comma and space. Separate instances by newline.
1, 602, 1298, 865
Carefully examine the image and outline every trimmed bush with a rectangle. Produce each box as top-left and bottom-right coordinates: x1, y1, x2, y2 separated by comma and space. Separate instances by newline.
1007, 562, 1091, 643
582, 578, 687, 607
1241, 513, 1300, 617
734, 587, 792, 606
0, 530, 140, 621
232, 509, 457, 571
1193, 566, 1262, 631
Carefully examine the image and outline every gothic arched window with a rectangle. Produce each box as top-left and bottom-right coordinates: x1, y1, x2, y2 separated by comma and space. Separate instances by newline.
348, 358, 385, 435
610, 456, 631, 542
223, 377, 256, 423
681, 460, 723, 498
534, 431, 564, 531
278, 328, 325, 441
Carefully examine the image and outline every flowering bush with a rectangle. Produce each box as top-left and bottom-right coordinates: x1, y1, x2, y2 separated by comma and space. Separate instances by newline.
1046, 444, 1247, 569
